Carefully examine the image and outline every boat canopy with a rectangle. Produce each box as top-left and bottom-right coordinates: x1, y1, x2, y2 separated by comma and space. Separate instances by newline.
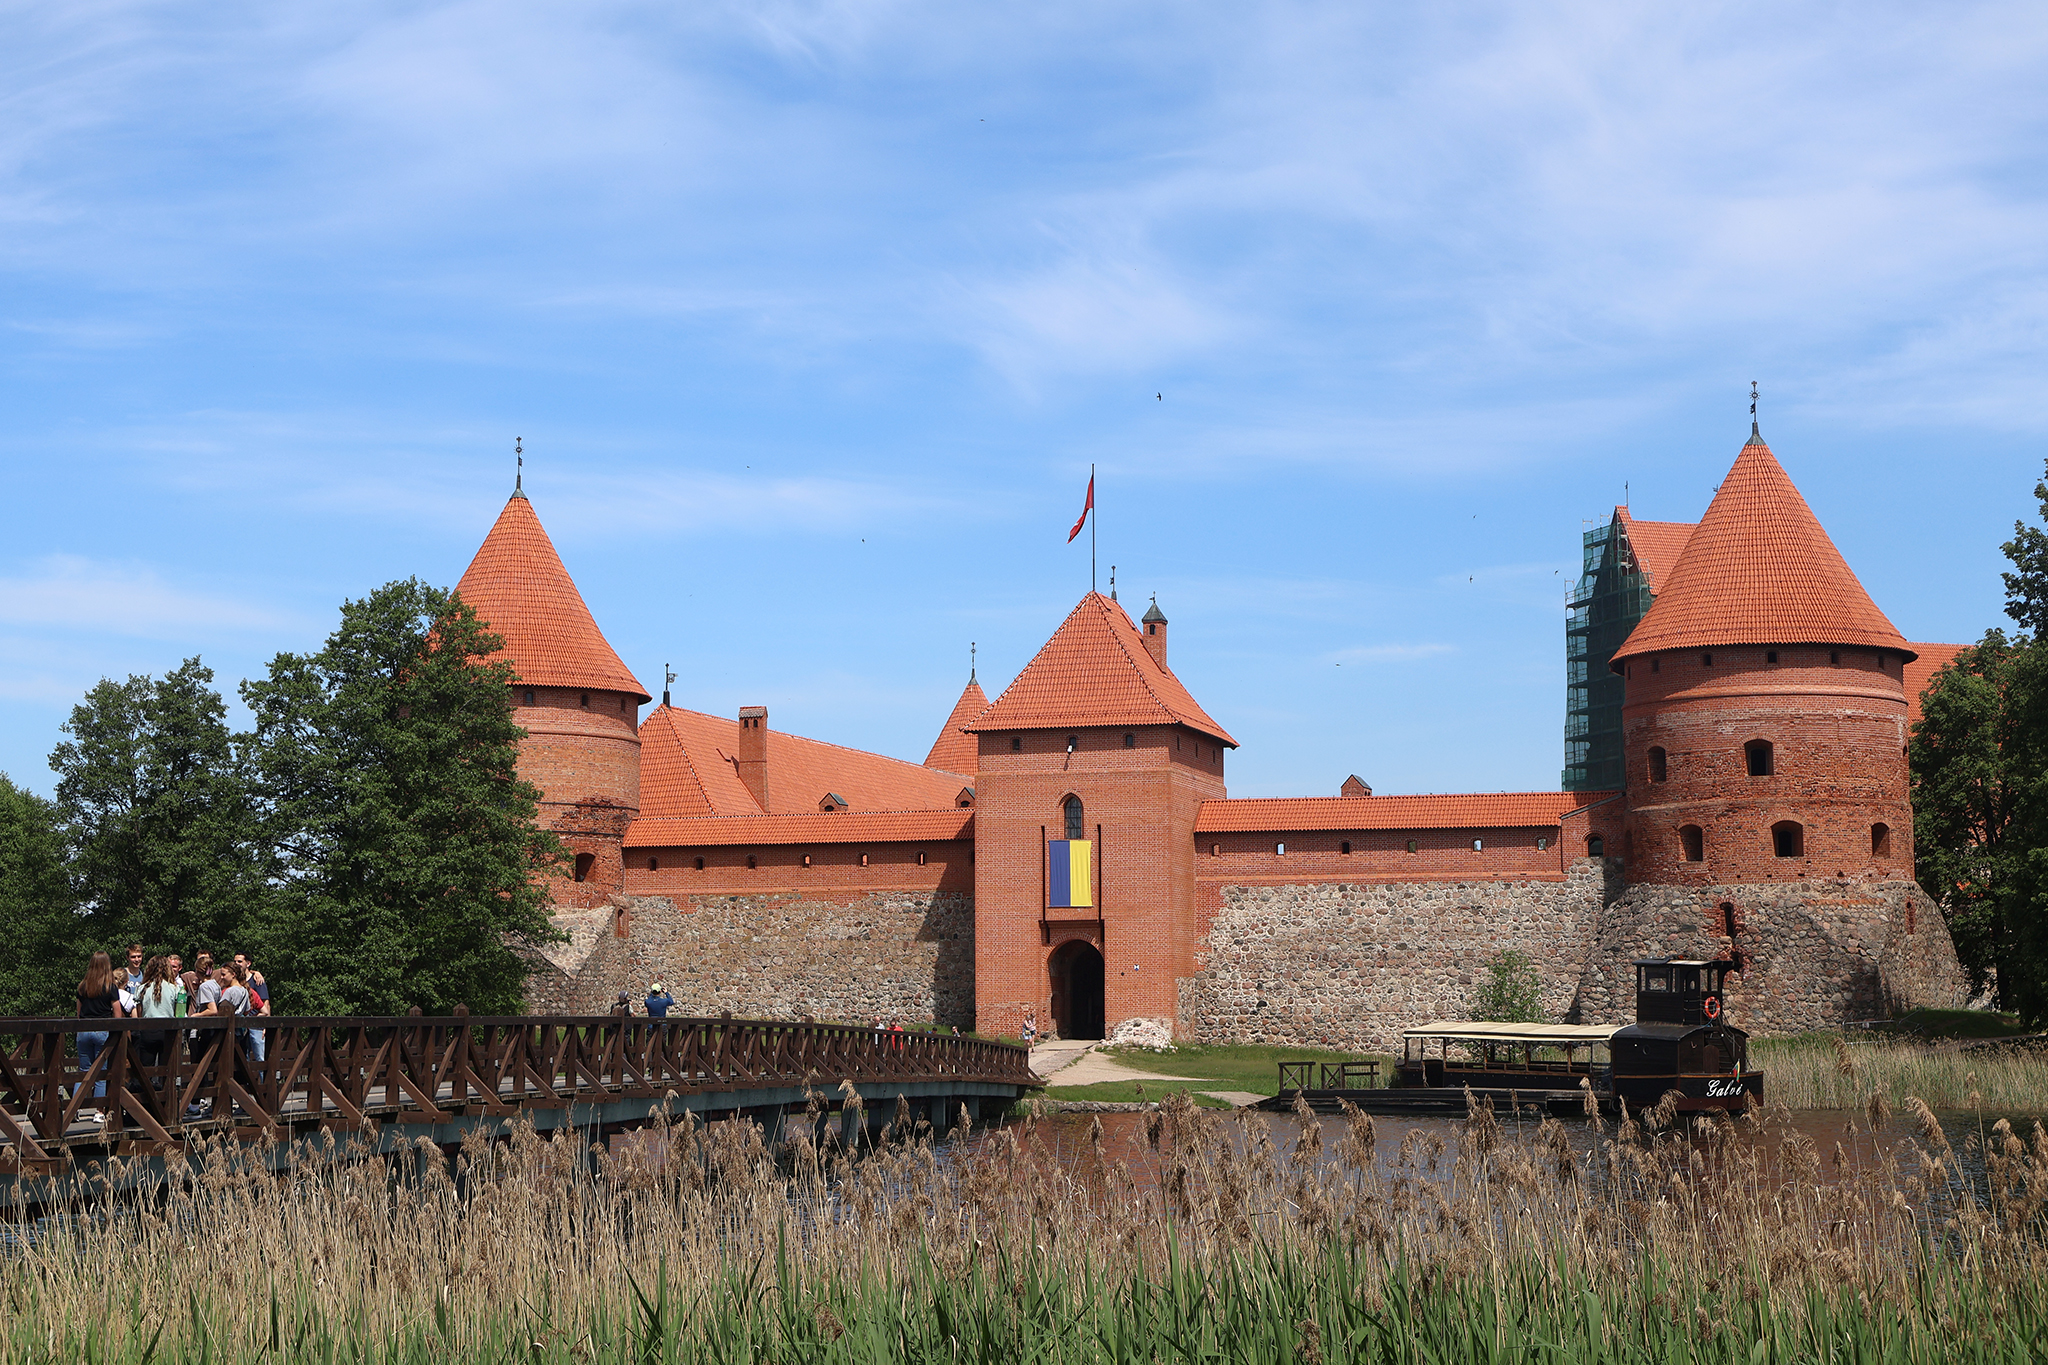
1400, 1022, 1620, 1044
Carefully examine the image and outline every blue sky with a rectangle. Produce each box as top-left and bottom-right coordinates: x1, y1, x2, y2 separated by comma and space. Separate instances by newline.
4, 3, 2046, 801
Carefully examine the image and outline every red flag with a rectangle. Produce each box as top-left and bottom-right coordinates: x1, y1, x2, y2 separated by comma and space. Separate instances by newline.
1067, 475, 1094, 543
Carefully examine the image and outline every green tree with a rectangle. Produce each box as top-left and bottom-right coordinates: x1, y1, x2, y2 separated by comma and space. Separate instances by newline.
0, 773, 86, 1016
48, 657, 264, 957
1469, 950, 1545, 1023
242, 579, 563, 1015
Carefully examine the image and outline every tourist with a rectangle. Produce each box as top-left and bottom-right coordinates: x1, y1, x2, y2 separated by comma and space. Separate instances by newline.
75, 951, 125, 1111
1021, 1012, 1037, 1048
131, 955, 183, 1081
234, 952, 271, 1072
611, 993, 633, 1018
123, 944, 146, 996
644, 982, 674, 1019
227, 962, 262, 1064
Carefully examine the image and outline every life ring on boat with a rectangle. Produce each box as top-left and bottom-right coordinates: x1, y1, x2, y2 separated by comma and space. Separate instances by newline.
1702, 996, 1721, 1020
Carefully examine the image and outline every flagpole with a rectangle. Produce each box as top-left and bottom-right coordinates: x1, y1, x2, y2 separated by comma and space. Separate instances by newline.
1090, 463, 1097, 594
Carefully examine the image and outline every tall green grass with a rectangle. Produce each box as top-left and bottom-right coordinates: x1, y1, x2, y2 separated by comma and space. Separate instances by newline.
3, 1083, 2046, 1363
1752, 1032, 2048, 1111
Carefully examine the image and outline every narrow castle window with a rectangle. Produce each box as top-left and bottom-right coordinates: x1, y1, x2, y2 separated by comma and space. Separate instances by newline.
1702, 653, 1713, 667
1746, 739, 1774, 777
1722, 901, 1737, 936
1766, 650, 1778, 664
620, 697, 629, 713
1648, 746, 1667, 783
1065, 734, 1078, 752
1680, 825, 1704, 862
802, 853, 812, 867
573, 853, 594, 883
1012, 736, 1022, 751
745, 855, 757, 869
1472, 839, 1483, 852
1063, 795, 1085, 841
1537, 837, 1548, 851
523, 689, 536, 705
580, 693, 589, 707
693, 856, 704, 870
1211, 843, 1220, 856
860, 853, 870, 868
1275, 842, 1286, 855
1907, 902, 1916, 934
1124, 732, 1135, 748
647, 857, 658, 872
1340, 840, 1351, 854
1651, 658, 1660, 673
1772, 821, 1804, 858
916, 851, 927, 866
1587, 835, 1604, 857
1407, 839, 1418, 854
1871, 823, 1891, 857
1830, 650, 1840, 665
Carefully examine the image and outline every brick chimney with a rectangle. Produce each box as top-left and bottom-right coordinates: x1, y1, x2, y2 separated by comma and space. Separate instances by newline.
738, 706, 769, 810
1140, 596, 1168, 669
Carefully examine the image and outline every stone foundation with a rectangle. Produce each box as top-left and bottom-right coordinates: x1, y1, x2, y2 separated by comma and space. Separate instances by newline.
1177, 859, 1622, 1052
1570, 878, 1968, 1033
524, 890, 975, 1027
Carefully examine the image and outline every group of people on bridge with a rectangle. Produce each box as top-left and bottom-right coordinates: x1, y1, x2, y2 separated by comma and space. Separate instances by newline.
68, 944, 272, 1123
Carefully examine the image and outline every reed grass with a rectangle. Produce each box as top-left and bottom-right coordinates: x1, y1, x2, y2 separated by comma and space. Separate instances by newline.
3, 1082, 2046, 1363
1752, 1033, 2048, 1112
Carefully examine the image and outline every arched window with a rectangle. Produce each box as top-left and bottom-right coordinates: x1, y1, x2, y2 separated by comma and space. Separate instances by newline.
1123, 732, 1135, 748
1680, 825, 1704, 862
1871, 823, 1891, 857
573, 853, 595, 883
1587, 834, 1605, 858
1771, 821, 1804, 858
1275, 841, 1286, 855
801, 853, 812, 868
1063, 795, 1085, 841
522, 689, 536, 705
1745, 740, 1774, 777
1471, 838, 1483, 852
1648, 746, 1668, 783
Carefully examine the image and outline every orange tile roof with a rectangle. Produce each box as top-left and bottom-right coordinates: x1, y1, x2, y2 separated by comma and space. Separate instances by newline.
635, 704, 976, 819
455, 493, 650, 701
1614, 509, 1696, 591
1904, 642, 1968, 729
1195, 792, 1618, 833
1613, 432, 1912, 666
625, 809, 973, 849
923, 676, 988, 775
964, 593, 1236, 745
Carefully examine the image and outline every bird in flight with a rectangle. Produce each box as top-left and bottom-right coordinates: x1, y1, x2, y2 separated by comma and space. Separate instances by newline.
1156, 392, 1162, 401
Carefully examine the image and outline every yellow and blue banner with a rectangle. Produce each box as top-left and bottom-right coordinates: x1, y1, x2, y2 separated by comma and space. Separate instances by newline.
1048, 839, 1093, 909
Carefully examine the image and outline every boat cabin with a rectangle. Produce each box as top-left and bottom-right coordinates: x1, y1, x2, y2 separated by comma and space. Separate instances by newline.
1633, 958, 1734, 1026
1394, 1022, 1617, 1092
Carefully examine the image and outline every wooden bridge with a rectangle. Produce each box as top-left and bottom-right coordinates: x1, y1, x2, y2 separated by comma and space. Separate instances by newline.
0, 1014, 1037, 1180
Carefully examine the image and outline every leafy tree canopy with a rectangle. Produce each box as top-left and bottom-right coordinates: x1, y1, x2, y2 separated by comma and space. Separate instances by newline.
1469, 949, 1545, 1024
0, 773, 85, 1016
47, 657, 262, 959
242, 579, 563, 1015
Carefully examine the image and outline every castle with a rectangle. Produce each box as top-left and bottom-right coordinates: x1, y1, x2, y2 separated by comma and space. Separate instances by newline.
453, 427, 1969, 1045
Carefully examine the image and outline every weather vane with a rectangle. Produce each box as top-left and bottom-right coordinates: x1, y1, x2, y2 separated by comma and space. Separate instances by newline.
1750, 382, 1757, 420
969, 642, 977, 683
515, 436, 524, 494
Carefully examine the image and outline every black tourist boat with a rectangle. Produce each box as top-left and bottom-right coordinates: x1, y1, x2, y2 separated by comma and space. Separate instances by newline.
1608, 957, 1764, 1113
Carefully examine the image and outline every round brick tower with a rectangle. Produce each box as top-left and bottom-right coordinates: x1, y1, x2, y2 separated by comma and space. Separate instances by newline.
456, 483, 650, 908
1610, 426, 1916, 887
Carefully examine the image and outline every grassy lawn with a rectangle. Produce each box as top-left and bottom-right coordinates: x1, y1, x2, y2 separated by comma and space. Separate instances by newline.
1872, 1007, 2032, 1041
1034, 1042, 1395, 1107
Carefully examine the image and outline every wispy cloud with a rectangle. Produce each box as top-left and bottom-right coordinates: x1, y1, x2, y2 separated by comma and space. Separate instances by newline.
0, 556, 299, 640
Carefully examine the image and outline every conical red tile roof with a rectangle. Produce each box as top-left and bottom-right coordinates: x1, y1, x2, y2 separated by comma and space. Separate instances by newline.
455, 493, 650, 701
1612, 432, 1913, 668
965, 593, 1236, 745
923, 676, 987, 775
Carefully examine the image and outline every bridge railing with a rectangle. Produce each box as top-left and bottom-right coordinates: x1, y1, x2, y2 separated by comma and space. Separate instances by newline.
0, 1015, 1033, 1171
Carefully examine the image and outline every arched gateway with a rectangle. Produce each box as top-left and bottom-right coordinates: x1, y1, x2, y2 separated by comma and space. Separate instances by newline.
1048, 940, 1105, 1040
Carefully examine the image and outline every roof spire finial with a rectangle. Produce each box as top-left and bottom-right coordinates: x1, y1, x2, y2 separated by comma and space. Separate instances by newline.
1749, 382, 1760, 443
1109, 564, 1117, 601
514, 436, 525, 498
662, 662, 674, 709
969, 641, 977, 683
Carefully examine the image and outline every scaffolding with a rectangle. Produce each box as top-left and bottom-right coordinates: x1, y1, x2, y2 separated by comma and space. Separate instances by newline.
1563, 515, 1655, 791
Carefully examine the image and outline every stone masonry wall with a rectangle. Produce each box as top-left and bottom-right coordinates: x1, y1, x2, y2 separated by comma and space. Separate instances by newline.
1571, 878, 1968, 1033
1178, 859, 1623, 1052
524, 890, 975, 1027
